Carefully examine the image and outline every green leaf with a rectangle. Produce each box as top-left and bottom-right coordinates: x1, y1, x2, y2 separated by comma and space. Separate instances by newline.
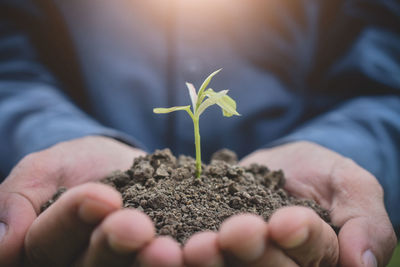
196, 69, 222, 109
196, 92, 207, 109
204, 89, 240, 117
196, 89, 228, 116
153, 105, 191, 114
185, 82, 198, 112
218, 95, 240, 117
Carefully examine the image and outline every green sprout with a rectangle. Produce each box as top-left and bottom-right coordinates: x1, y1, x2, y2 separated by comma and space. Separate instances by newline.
153, 69, 240, 178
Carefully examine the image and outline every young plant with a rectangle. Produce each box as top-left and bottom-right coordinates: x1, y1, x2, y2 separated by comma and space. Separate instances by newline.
153, 69, 240, 178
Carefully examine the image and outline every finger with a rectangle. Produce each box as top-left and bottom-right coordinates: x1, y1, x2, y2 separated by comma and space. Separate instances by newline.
268, 206, 339, 266
329, 164, 397, 267
24, 183, 122, 267
250, 242, 298, 267
183, 231, 223, 267
0, 191, 36, 267
77, 209, 154, 267
218, 214, 267, 263
137, 236, 183, 267
338, 216, 397, 267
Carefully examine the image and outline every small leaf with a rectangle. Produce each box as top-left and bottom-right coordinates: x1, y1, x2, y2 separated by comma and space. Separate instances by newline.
218, 95, 240, 117
153, 105, 191, 114
197, 92, 207, 108
204, 88, 219, 97
205, 89, 240, 117
186, 82, 198, 111
196, 89, 228, 116
196, 69, 222, 109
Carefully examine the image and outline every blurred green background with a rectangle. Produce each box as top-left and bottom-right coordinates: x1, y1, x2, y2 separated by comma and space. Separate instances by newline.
388, 243, 400, 267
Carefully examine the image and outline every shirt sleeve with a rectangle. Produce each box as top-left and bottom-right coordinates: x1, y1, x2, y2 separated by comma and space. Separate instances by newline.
270, 0, 400, 228
273, 96, 400, 226
0, 7, 141, 178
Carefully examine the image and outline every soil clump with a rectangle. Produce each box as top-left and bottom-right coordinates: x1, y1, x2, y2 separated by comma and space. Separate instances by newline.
43, 148, 332, 244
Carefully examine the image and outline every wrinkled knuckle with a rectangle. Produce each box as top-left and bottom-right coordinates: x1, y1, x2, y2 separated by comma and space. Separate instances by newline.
331, 157, 380, 189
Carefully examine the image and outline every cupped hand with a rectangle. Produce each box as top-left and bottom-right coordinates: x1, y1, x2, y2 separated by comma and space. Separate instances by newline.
0, 136, 183, 267
183, 141, 397, 267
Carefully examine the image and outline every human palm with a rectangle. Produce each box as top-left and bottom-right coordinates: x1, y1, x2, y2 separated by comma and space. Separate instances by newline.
240, 141, 396, 266
0, 138, 396, 266
0, 136, 183, 267
183, 141, 396, 266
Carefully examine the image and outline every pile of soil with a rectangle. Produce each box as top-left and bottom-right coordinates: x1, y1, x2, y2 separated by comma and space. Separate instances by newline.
42, 148, 333, 244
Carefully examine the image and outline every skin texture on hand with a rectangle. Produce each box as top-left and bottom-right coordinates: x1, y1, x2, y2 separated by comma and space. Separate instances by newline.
183, 141, 397, 267
0, 136, 183, 267
1, 138, 396, 266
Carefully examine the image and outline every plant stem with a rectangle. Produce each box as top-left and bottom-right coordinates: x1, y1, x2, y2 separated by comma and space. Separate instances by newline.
193, 116, 201, 178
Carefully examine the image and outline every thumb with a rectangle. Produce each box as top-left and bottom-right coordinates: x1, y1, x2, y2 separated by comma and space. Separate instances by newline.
328, 158, 397, 267
338, 214, 397, 267
0, 191, 37, 267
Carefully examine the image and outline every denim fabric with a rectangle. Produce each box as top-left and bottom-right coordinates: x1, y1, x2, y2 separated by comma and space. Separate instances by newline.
0, 0, 399, 227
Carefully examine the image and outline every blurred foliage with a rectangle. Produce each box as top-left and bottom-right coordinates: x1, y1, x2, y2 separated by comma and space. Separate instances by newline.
388, 243, 400, 267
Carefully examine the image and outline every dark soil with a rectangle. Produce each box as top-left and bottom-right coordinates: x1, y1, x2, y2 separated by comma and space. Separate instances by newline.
42, 148, 333, 245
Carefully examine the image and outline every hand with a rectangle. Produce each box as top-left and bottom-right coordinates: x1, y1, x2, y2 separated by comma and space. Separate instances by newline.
183, 141, 397, 267
0, 136, 183, 267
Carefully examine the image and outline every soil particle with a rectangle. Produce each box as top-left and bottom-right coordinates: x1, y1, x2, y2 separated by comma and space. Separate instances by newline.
211, 148, 238, 165
43, 148, 333, 244
40, 186, 67, 213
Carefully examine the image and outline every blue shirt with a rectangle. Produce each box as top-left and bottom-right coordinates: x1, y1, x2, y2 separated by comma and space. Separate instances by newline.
0, 0, 399, 229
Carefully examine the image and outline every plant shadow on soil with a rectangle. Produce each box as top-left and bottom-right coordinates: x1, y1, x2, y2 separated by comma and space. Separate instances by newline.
42, 148, 335, 245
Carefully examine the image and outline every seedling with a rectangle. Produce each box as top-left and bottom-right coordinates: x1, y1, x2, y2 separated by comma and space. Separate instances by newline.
153, 69, 240, 178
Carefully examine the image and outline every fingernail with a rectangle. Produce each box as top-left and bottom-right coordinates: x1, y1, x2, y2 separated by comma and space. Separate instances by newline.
0, 222, 6, 242
280, 226, 308, 248
362, 250, 377, 267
